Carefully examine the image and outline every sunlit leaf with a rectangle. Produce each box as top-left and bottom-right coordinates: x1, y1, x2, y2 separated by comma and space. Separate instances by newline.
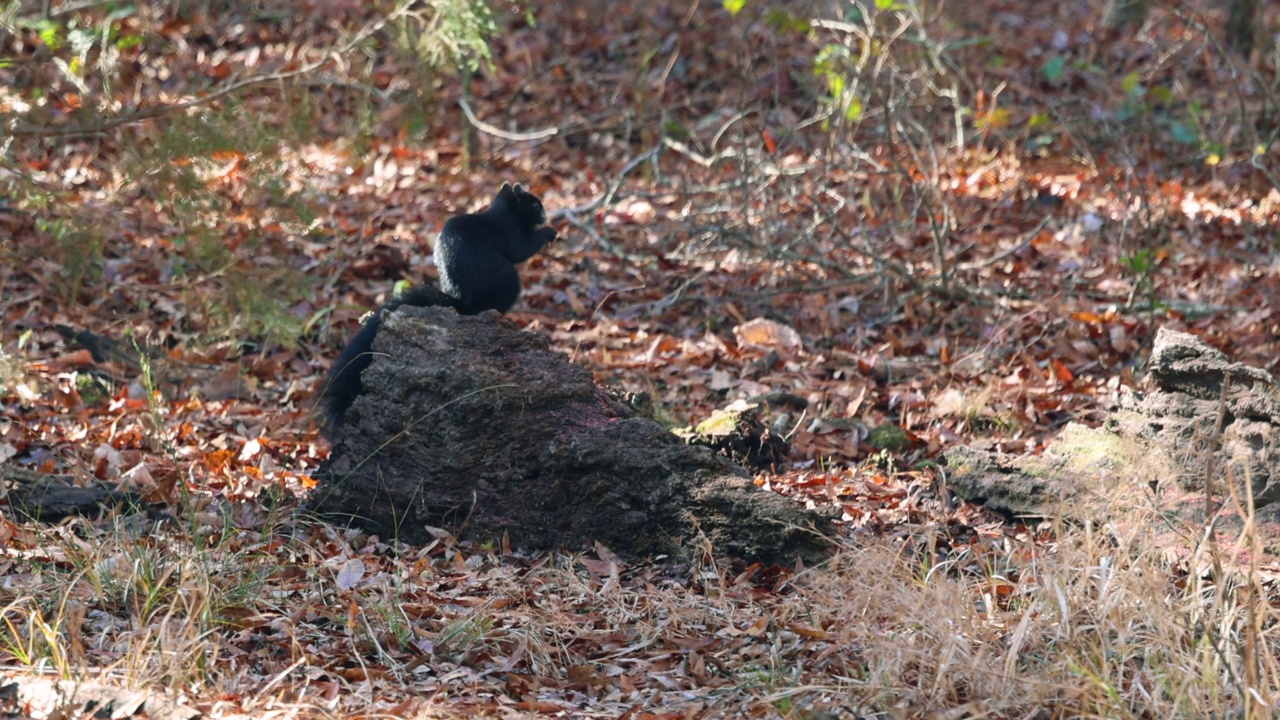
978, 107, 1010, 130
1028, 112, 1053, 130
39, 23, 63, 50
845, 94, 863, 121
828, 74, 845, 98
1121, 71, 1141, 96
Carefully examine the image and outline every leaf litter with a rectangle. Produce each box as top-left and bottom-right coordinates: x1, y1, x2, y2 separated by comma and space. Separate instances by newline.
2, 0, 1280, 717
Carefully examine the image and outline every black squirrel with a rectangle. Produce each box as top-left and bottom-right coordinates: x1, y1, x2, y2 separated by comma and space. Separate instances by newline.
318, 183, 557, 433
434, 182, 558, 314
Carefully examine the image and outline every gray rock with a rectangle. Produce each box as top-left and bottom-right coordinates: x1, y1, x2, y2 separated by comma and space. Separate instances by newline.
944, 327, 1280, 559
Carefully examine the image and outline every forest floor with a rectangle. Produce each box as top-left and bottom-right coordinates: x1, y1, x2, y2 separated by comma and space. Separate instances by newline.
2, 0, 1280, 717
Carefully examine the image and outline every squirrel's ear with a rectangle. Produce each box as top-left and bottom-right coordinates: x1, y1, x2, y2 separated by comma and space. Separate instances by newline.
499, 182, 512, 192
512, 183, 524, 193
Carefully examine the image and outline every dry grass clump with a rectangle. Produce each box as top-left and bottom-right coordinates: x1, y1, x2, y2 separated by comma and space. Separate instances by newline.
2, 515, 268, 689
774, 525, 1280, 718
1, 509, 1277, 718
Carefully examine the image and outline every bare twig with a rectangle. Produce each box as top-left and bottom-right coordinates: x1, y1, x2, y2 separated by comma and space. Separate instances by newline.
457, 96, 559, 141
957, 215, 1054, 272
47, 0, 118, 17
551, 145, 661, 220
558, 210, 630, 260
554, 145, 661, 261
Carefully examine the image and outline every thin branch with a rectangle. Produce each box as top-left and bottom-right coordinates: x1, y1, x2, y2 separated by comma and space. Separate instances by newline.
48, 0, 118, 17
550, 145, 661, 221
457, 96, 559, 141
558, 209, 630, 261
662, 136, 810, 177
552, 144, 661, 261
957, 215, 1054, 272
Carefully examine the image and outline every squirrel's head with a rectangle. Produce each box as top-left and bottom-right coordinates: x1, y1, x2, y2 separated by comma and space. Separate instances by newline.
494, 182, 548, 229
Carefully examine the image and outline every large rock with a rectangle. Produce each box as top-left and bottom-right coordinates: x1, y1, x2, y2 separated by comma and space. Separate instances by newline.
311, 306, 833, 565
944, 327, 1280, 559
1112, 328, 1280, 506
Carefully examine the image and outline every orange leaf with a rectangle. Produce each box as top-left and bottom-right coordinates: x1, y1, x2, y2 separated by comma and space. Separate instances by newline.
49, 349, 97, 370
789, 622, 829, 640
1051, 359, 1073, 383
744, 614, 769, 636
205, 449, 235, 472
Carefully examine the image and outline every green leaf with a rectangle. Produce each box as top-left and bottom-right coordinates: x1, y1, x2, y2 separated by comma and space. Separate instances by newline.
812, 43, 847, 76
1170, 122, 1198, 145
765, 8, 811, 33
828, 74, 845, 98
724, 0, 746, 15
844, 94, 863, 122
1120, 71, 1140, 95
663, 119, 690, 139
39, 24, 63, 50
1122, 249, 1154, 274
1028, 112, 1053, 130
1149, 85, 1174, 104
1041, 55, 1065, 84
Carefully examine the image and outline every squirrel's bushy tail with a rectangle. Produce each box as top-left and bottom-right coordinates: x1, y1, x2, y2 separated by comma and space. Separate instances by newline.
319, 283, 455, 435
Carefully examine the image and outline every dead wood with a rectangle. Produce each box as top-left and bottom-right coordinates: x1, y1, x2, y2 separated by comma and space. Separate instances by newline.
312, 306, 834, 565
